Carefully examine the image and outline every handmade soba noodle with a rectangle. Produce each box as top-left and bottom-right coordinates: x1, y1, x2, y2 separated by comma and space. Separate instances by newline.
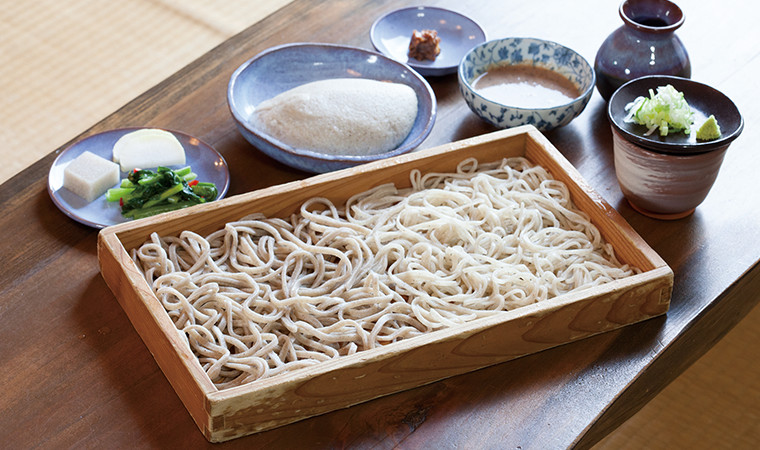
132, 157, 637, 389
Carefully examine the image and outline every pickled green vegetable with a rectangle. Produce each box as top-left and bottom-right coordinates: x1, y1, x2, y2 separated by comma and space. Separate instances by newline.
106, 166, 218, 219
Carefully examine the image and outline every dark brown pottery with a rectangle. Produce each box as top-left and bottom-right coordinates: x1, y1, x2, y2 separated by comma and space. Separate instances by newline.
595, 0, 691, 101
607, 76, 743, 220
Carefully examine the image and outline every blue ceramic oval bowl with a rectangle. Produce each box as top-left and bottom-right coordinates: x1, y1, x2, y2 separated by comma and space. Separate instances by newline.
228, 43, 437, 174
458, 37, 595, 131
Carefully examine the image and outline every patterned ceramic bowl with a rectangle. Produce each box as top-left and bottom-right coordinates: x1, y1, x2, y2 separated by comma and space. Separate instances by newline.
458, 37, 595, 131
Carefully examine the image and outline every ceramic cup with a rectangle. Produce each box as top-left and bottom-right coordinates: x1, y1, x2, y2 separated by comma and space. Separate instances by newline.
608, 75, 743, 220
610, 128, 729, 219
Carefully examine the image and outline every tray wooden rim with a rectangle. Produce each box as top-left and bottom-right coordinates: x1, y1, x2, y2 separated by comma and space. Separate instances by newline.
98, 125, 673, 441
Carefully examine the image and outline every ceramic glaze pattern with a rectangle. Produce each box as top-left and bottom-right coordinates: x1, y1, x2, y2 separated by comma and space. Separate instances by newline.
458, 38, 595, 131
611, 128, 728, 218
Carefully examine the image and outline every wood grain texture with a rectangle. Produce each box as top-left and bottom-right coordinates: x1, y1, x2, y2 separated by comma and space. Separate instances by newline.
1, 0, 759, 448
98, 127, 673, 441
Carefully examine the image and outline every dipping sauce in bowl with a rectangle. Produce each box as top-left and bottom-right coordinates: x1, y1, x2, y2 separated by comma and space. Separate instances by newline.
472, 64, 581, 108
458, 37, 595, 131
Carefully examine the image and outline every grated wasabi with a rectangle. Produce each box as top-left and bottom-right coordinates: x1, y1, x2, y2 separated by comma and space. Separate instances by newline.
696, 115, 722, 141
624, 84, 695, 137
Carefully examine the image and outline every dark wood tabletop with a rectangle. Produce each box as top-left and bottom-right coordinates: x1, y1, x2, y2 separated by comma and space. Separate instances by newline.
2, 0, 758, 448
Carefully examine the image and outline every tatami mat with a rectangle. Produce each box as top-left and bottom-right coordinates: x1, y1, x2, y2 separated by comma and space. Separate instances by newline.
0, 0, 290, 184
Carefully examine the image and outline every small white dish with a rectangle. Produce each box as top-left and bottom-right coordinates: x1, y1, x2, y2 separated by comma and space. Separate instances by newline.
48, 127, 230, 228
370, 6, 486, 76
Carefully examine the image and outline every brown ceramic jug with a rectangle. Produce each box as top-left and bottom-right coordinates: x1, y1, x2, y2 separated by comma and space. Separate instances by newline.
595, 0, 691, 101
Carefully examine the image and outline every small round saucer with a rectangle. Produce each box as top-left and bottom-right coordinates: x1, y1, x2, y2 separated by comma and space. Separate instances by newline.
48, 127, 230, 228
370, 6, 486, 76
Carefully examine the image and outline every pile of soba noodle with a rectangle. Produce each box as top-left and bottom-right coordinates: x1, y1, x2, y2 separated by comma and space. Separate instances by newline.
132, 157, 637, 389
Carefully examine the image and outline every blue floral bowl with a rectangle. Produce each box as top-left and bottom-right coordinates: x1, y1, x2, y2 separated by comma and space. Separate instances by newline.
458, 37, 595, 131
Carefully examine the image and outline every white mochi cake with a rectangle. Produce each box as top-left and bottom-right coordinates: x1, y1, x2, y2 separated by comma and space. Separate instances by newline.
63, 151, 120, 202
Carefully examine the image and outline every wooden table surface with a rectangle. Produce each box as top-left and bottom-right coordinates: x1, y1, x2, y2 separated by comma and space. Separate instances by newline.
2, 0, 758, 448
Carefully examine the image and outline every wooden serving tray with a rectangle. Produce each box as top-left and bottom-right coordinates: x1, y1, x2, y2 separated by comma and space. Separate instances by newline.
98, 125, 673, 442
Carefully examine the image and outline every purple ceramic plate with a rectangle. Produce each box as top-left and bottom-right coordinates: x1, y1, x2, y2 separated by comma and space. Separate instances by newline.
227, 43, 436, 174
370, 6, 486, 76
608, 75, 743, 155
48, 127, 230, 229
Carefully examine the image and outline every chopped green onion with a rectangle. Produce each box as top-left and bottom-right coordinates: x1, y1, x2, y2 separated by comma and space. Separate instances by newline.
624, 84, 695, 136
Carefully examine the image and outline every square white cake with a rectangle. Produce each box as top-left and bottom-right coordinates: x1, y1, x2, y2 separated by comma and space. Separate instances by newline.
63, 151, 120, 202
